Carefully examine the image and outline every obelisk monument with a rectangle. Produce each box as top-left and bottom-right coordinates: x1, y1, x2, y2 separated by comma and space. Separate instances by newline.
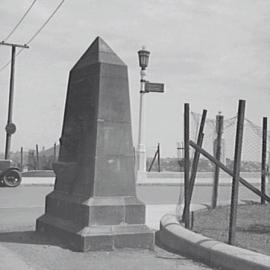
36, 37, 154, 251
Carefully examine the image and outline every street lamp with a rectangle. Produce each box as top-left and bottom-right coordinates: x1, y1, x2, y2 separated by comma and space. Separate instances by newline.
136, 47, 164, 181
136, 47, 150, 180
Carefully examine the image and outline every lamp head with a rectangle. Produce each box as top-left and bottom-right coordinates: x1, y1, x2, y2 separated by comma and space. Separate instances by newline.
138, 46, 150, 70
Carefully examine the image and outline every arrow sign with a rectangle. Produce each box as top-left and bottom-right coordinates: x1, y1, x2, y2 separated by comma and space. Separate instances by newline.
145, 82, 164, 93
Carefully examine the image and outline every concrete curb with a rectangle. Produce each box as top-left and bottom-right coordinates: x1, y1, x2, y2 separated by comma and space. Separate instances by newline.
157, 214, 270, 270
21, 177, 55, 186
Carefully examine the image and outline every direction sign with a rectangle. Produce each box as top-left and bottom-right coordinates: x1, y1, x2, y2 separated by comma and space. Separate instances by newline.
145, 82, 164, 93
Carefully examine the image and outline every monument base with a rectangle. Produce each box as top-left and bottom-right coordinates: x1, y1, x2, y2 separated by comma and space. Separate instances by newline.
36, 192, 154, 251
37, 216, 154, 251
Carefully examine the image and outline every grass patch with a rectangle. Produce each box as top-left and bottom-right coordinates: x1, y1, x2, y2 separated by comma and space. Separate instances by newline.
193, 203, 270, 256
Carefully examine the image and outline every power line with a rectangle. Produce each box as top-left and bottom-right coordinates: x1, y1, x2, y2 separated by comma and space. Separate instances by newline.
0, 46, 25, 72
25, 0, 65, 45
0, 60, 11, 72
0, 0, 65, 72
2, 0, 38, 42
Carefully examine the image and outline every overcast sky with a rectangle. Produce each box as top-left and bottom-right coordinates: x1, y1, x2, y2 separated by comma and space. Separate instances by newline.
0, 0, 270, 157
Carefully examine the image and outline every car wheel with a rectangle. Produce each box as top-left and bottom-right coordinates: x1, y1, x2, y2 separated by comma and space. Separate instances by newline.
3, 170, 22, 187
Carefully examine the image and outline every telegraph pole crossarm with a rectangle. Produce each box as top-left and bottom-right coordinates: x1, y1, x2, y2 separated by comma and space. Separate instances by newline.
0, 41, 29, 49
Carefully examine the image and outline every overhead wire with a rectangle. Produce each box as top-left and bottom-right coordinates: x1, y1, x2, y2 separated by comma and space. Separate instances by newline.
24, 0, 65, 46
0, 0, 65, 72
0, 60, 11, 72
2, 0, 38, 42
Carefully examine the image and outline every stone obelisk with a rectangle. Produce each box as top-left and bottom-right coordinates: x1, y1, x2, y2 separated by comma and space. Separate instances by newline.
36, 37, 154, 251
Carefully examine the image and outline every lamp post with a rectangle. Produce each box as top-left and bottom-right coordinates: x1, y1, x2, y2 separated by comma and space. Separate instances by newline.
136, 47, 150, 180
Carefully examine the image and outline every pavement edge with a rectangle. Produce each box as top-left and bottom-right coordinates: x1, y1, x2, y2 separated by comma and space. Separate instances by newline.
157, 213, 270, 270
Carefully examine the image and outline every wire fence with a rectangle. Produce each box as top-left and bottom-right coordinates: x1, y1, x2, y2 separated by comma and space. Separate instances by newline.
145, 112, 268, 173
1, 144, 59, 171
190, 112, 268, 172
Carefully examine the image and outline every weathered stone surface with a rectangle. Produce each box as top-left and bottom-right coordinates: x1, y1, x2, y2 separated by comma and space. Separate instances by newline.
37, 214, 154, 251
36, 37, 154, 251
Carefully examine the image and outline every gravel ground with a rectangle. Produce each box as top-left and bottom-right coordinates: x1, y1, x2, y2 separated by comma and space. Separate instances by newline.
193, 203, 270, 256
0, 228, 213, 270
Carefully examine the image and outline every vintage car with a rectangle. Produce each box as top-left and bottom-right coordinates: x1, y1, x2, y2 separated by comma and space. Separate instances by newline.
0, 159, 22, 187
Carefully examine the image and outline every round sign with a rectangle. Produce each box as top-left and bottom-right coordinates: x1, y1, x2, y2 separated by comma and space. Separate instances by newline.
5, 123, 16, 135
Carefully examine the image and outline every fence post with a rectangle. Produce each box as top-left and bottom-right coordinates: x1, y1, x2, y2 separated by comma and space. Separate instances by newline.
36, 144, 39, 170
212, 113, 224, 208
182, 109, 207, 222
183, 103, 190, 228
228, 100, 245, 245
147, 144, 159, 172
20, 147, 23, 171
189, 140, 270, 203
261, 117, 267, 205
54, 142, 57, 162
157, 143, 161, 172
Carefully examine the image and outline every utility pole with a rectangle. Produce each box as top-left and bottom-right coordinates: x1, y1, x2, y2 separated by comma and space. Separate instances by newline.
0, 41, 29, 159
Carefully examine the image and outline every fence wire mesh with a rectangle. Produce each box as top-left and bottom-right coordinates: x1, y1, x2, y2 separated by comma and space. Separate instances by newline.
190, 111, 269, 171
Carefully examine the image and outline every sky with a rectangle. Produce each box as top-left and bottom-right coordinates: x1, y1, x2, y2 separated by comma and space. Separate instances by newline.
0, 0, 270, 157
